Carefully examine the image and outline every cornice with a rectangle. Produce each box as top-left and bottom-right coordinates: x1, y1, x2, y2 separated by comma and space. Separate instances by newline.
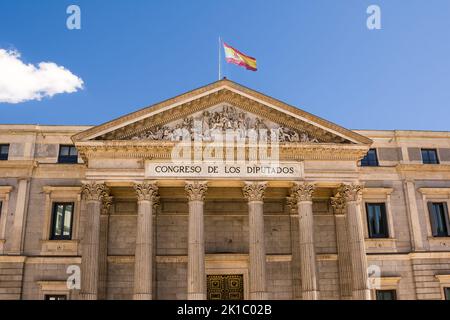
0, 160, 37, 169
396, 164, 450, 173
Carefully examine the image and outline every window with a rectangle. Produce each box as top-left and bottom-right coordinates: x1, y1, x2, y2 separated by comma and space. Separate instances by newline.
50, 203, 74, 240
376, 290, 397, 300
0, 144, 9, 161
445, 288, 450, 300
58, 145, 78, 164
366, 203, 389, 238
45, 295, 67, 300
428, 202, 450, 237
360, 149, 379, 167
421, 149, 439, 164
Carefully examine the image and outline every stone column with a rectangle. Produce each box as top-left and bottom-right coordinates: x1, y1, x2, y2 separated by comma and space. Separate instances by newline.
243, 181, 268, 300
286, 196, 302, 300
290, 182, 320, 300
335, 184, 370, 300
80, 182, 110, 300
133, 181, 159, 300
98, 195, 113, 300
185, 181, 208, 300
330, 194, 353, 300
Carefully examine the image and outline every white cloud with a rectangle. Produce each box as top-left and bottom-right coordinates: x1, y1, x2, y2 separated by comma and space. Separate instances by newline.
0, 49, 84, 104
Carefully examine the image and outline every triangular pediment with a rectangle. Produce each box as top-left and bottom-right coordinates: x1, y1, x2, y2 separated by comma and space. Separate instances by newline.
72, 79, 372, 145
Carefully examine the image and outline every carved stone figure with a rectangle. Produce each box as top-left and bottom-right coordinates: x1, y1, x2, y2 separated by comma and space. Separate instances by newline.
127, 105, 320, 144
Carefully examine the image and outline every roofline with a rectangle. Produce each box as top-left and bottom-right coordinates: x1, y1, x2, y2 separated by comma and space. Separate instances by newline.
71, 78, 373, 144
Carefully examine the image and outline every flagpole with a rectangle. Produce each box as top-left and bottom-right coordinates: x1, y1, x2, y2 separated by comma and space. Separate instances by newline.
218, 36, 222, 80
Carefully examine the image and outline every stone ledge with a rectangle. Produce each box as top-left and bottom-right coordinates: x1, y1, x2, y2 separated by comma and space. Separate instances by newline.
40, 240, 80, 256
365, 238, 397, 253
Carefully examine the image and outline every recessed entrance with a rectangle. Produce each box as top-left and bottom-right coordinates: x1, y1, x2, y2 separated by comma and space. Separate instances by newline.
207, 275, 244, 300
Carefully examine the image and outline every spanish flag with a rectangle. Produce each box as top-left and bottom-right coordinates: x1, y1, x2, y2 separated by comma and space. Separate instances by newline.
223, 42, 257, 71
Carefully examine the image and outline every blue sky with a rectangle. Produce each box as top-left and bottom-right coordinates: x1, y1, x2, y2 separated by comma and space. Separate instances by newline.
0, 0, 449, 131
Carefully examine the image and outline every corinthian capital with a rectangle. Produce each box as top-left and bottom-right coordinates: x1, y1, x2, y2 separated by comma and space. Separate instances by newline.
82, 182, 109, 202
335, 183, 363, 203
243, 181, 267, 202
185, 181, 208, 201
286, 196, 298, 214
290, 182, 315, 202
330, 194, 346, 214
101, 196, 113, 215
134, 181, 159, 202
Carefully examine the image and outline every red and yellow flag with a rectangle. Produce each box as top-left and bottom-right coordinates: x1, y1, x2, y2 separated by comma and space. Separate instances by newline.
223, 42, 257, 71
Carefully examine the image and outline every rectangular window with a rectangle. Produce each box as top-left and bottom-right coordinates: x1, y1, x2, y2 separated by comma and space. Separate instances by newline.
50, 203, 74, 240
45, 295, 67, 300
366, 203, 389, 238
376, 290, 397, 300
445, 288, 450, 300
421, 149, 439, 164
360, 149, 379, 167
428, 202, 450, 237
0, 144, 9, 161
58, 145, 78, 164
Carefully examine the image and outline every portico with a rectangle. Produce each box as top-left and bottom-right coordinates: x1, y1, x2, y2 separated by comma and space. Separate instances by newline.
72, 79, 373, 300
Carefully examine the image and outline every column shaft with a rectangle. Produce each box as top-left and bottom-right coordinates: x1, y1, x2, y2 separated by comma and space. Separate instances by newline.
290, 183, 319, 300
133, 182, 158, 300
346, 200, 371, 299
297, 201, 319, 300
134, 200, 153, 299
334, 213, 353, 299
81, 182, 109, 300
188, 200, 206, 300
185, 181, 208, 300
243, 182, 268, 300
81, 200, 102, 300
248, 200, 267, 300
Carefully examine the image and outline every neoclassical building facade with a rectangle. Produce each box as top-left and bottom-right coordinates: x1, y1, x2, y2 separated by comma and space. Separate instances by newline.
0, 79, 450, 300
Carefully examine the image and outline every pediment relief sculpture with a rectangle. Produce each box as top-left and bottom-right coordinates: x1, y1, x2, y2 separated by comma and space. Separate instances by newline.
128, 105, 322, 143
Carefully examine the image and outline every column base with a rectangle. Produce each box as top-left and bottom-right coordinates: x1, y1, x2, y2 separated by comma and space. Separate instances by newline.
80, 293, 97, 300
250, 292, 268, 300
133, 293, 153, 300
188, 293, 207, 300
302, 290, 320, 300
352, 289, 371, 300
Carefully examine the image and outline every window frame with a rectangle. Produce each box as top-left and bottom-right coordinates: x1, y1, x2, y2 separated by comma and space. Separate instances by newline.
360, 148, 379, 167
445, 287, 450, 300
375, 289, 397, 300
57, 145, 78, 164
366, 202, 390, 239
0, 144, 9, 161
421, 148, 440, 165
427, 202, 450, 238
50, 202, 75, 241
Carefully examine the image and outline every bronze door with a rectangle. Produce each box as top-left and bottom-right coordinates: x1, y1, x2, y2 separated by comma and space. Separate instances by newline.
207, 275, 244, 300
